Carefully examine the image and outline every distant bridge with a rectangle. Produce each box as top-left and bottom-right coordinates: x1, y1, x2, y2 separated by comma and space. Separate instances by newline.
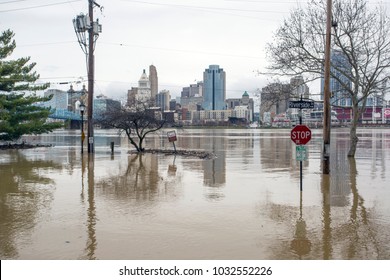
49, 109, 84, 121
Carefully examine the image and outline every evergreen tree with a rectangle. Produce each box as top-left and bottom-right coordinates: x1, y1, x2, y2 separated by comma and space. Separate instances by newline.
0, 29, 62, 142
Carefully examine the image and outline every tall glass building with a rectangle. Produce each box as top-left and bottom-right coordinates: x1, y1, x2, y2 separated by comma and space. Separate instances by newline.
321, 49, 352, 106
202, 65, 226, 110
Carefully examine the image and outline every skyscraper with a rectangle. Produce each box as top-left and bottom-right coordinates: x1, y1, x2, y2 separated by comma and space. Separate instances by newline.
149, 65, 158, 100
156, 90, 170, 111
321, 49, 352, 106
202, 65, 226, 110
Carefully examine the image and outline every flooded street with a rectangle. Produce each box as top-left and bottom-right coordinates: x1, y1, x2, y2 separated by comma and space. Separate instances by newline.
0, 128, 389, 260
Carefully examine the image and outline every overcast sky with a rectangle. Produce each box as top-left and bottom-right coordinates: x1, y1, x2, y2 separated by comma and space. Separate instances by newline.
1, 0, 389, 102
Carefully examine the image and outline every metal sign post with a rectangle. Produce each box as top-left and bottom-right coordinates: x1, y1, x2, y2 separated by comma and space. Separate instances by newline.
167, 130, 177, 153
291, 125, 311, 192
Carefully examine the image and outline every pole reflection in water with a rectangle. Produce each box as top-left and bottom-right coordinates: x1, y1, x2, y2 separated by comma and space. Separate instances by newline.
1, 128, 390, 259
290, 191, 311, 258
81, 155, 97, 260
168, 156, 177, 176
321, 174, 332, 260
319, 151, 387, 259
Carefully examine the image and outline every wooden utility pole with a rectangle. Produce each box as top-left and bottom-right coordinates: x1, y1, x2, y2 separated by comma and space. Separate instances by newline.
87, 0, 95, 154
323, 0, 332, 174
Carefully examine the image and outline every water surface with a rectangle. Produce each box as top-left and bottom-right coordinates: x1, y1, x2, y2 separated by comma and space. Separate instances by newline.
0, 128, 389, 259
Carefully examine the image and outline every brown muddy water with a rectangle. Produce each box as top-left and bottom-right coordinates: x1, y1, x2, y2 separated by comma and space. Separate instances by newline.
0, 128, 389, 260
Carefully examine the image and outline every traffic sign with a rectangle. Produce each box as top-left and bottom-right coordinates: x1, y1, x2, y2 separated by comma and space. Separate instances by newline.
167, 130, 177, 142
296, 145, 308, 161
384, 108, 390, 117
291, 125, 312, 145
289, 100, 315, 109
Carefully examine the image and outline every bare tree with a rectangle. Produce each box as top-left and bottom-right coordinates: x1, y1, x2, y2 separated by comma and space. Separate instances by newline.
100, 98, 165, 152
260, 82, 291, 116
264, 0, 390, 157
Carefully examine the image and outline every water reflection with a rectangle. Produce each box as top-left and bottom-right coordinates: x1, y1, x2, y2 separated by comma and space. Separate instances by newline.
97, 154, 159, 200
290, 192, 311, 258
321, 174, 332, 260
0, 150, 62, 259
167, 156, 177, 176
95, 153, 181, 203
202, 135, 226, 201
319, 156, 389, 259
260, 132, 293, 172
1, 128, 389, 259
81, 155, 97, 260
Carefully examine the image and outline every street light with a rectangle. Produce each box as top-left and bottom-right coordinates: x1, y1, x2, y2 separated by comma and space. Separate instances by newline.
73, 1, 102, 154
80, 103, 86, 154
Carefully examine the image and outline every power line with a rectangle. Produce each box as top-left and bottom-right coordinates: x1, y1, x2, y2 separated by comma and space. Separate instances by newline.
16, 39, 262, 59
99, 42, 262, 60
121, 0, 290, 14
0, 0, 81, 13
0, 0, 28, 4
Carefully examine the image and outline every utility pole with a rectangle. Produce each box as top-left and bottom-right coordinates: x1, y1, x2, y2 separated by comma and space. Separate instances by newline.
87, 0, 95, 154
73, 1, 102, 154
322, 0, 332, 174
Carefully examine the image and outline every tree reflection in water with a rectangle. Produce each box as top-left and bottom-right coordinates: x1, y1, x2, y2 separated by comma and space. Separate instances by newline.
96, 153, 182, 203
261, 152, 390, 259
320, 147, 387, 259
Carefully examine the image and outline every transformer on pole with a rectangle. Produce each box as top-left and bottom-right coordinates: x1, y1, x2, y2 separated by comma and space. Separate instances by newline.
73, 1, 102, 154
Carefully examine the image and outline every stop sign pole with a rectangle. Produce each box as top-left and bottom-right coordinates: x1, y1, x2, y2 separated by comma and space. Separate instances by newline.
291, 125, 312, 145
291, 124, 312, 192
289, 95, 313, 191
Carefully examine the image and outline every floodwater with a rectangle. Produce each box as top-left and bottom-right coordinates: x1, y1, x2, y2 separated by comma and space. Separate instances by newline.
0, 128, 389, 260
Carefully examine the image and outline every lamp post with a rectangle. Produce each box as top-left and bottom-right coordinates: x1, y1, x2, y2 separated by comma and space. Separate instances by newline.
80, 103, 86, 154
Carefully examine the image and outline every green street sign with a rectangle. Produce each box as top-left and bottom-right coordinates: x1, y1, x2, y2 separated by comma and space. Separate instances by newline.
296, 145, 308, 161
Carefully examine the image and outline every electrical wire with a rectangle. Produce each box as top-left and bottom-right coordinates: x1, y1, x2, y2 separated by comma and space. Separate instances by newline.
120, 0, 292, 14
0, 0, 28, 4
0, 0, 82, 13
99, 42, 262, 60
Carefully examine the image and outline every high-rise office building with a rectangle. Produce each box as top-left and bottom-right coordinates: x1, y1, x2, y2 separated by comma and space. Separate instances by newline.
181, 81, 203, 98
149, 65, 158, 100
202, 65, 226, 110
156, 90, 170, 111
321, 49, 352, 106
290, 76, 309, 99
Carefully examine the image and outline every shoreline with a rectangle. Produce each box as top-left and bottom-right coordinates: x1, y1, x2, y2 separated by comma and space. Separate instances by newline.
0, 143, 52, 150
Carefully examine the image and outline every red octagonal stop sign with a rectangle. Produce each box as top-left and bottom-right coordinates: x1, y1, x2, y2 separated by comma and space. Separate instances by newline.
291, 125, 312, 145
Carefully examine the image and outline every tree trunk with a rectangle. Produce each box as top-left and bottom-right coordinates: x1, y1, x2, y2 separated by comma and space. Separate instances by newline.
125, 130, 141, 152
138, 136, 145, 152
130, 140, 141, 152
348, 103, 360, 157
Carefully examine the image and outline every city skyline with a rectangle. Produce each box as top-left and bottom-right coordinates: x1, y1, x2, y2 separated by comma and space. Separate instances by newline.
2, 0, 389, 102
0, 0, 319, 101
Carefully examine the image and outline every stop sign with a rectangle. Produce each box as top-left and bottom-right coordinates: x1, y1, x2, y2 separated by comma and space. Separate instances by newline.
291, 125, 312, 145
